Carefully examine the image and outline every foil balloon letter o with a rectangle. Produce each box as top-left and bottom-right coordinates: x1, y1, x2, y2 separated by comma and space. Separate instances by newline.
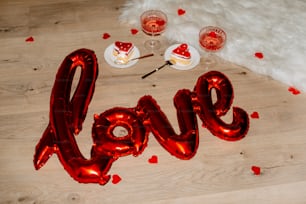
91, 107, 148, 158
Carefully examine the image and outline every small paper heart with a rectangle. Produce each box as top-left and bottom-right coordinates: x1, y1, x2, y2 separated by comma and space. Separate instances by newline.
177, 8, 186, 16
130, 28, 138, 35
250, 111, 259, 119
251, 166, 261, 175
255, 52, 264, 59
288, 86, 300, 95
25, 36, 34, 42
148, 155, 158, 164
102, 33, 111, 39
112, 174, 122, 184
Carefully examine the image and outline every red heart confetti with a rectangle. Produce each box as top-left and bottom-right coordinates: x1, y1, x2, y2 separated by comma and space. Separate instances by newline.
255, 52, 264, 59
130, 28, 138, 35
177, 8, 186, 16
112, 174, 122, 184
250, 111, 259, 119
25, 36, 34, 42
148, 155, 158, 164
102, 33, 111, 39
251, 166, 261, 175
288, 86, 301, 95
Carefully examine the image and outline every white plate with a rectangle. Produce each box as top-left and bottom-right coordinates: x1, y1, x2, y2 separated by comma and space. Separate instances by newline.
104, 43, 140, 68
164, 44, 200, 70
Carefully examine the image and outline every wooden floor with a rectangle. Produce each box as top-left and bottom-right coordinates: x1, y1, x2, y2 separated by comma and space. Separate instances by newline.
1, 0, 306, 203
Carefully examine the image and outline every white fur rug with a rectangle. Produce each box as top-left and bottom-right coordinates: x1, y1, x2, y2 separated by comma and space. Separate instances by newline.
119, 0, 306, 92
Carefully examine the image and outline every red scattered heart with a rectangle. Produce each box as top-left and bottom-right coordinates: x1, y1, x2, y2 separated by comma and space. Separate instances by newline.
255, 52, 264, 59
288, 86, 300, 95
251, 166, 261, 175
112, 174, 122, 184
250, 111, 259, 119
25, 36, 34, 42
130, 28, 138, 35
102, 33, 111, 39
177, 8, 186, 16
148, 155, 158, 164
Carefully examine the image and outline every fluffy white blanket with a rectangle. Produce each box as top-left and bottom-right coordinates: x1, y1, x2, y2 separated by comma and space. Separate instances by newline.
119, 0, 306, 92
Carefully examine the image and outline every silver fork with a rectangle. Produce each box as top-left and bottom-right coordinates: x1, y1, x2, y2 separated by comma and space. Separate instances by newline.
114, 53, 154, 65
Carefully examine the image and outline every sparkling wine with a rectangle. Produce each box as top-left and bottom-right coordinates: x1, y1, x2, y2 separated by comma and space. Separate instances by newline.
141, 16, 166, 35
199, 27, 226, 52
140, 10, 167, 50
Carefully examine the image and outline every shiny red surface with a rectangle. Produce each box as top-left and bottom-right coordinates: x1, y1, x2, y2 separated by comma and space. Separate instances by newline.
34, 49, 249, 185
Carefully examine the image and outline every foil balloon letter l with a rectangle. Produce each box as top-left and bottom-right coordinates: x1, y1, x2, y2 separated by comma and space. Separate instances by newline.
33, 49, 114, 185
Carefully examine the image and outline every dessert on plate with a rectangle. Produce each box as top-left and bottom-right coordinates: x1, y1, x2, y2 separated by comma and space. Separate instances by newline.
170, 43, 191, 66
113, 41, 135, 64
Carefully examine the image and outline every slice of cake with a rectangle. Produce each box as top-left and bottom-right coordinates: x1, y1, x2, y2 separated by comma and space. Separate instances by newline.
113, 41, 134, 64
170, 44, 191, 66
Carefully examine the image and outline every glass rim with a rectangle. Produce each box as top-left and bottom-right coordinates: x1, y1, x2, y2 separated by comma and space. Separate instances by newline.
140, 9, 168, 21
199, 26, 226, 37
199, 26, 227, 52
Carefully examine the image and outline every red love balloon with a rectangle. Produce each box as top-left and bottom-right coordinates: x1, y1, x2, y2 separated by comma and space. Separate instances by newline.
34, 48, 249, 185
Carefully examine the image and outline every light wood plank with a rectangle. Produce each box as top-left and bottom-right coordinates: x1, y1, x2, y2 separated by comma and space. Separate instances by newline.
1, 0, 306, 203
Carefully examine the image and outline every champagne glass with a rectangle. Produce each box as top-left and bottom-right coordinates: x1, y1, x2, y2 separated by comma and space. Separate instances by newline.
140, 10, 167, 51
199, 26, 226, 68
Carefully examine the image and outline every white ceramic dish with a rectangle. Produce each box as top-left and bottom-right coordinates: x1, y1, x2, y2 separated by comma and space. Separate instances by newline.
104, 43, 140, 68
164, 44, 200, 70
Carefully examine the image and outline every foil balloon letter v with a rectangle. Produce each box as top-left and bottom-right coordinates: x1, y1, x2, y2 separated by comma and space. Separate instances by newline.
34, 48, 249, 185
